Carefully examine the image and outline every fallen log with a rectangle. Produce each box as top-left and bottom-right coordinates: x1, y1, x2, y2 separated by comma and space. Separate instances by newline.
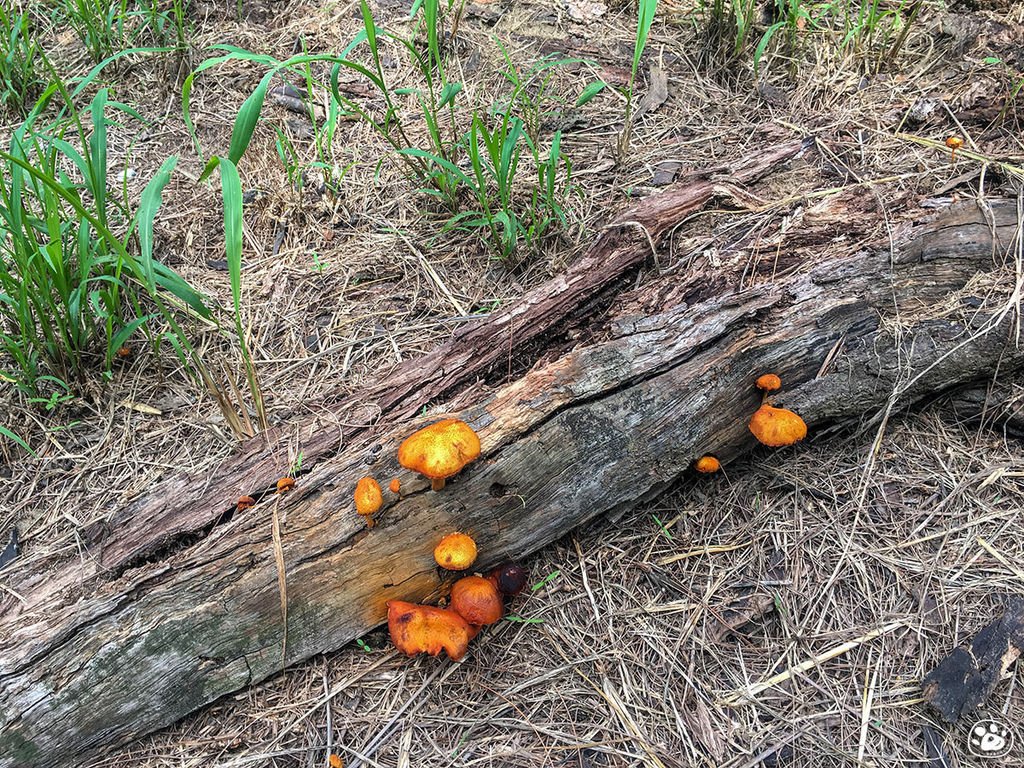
1, 164, 1022, 763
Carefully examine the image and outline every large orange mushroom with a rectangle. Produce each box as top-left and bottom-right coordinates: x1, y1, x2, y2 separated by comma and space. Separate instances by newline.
749, 404, 807, 447
397, 418, 481, 491
386, 600, 473, 660
450, 575, 504, 626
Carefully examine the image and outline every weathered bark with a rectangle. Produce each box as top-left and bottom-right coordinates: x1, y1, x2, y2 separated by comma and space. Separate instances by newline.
1, 159, 1022, 763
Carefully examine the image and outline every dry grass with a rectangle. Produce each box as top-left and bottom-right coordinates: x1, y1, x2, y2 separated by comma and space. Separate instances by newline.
3, 0, 1024, 764
81, 405, 1024, 767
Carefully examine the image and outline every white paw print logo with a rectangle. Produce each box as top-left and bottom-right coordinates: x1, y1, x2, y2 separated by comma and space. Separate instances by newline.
968, 719, 1013, 758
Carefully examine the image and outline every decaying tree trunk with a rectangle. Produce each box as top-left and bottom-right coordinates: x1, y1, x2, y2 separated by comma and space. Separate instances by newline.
2, 138, 1023, 763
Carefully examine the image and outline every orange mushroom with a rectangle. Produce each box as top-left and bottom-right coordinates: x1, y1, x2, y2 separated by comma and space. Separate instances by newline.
115, 345, 132, 359
694, 455, 721, 473
354, 477, 383, 516
450, 575, 504, 626
434, 532, 478, 570
756, 374, 782, 392
945, 135, 963, 161
386, 600, 473, 660
749, 404, 807, 447
353, 476, 382, 528
276, 477, 295, 493
397, 418, 481, 491
236, 495, 256, 511
389, 477, 401, 494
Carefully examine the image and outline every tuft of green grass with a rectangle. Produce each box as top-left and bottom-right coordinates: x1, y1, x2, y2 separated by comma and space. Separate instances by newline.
0, 7, 45, 115
185, 0, 583, 261
0, 80, 211, 401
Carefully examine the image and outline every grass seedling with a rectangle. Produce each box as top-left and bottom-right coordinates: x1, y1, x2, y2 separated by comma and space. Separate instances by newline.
617, 0, 658, 163
0, 7, 45, 115
0, 76, 211, 401
61, 0, 131, 63
185, 0, 581, 260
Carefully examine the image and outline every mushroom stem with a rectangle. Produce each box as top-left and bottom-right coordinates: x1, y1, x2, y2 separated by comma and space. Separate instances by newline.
431, 478, 446, 491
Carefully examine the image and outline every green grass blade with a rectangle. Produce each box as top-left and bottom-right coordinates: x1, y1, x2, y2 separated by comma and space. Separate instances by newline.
576, 81, 606, 106
0, 424, 35, 455
228, 69, 275, 165
219, 157, 244, 321
136, 155, 178, 294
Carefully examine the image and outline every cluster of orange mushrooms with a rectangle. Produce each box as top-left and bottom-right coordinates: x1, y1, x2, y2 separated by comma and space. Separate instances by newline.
350, 417, 527, 661
694, 373, 807, 474
388, 534, 527, 661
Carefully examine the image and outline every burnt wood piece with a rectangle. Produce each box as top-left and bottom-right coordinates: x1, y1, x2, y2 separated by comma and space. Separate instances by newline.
1, 188, 1023, 763
922, 598, 1024, 723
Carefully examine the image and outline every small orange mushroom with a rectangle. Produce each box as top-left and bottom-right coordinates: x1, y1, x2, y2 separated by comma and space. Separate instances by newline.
945, 135, 963, 161
387, 600, 473, 660
694, 455, 721, 473
749, 404, 807, 447
115, 345, 132, 359
398, 418, 481, 491
329, 755, 344, 768
354, 476, 382, 528
756, 374, 782, 392
389, 477, 401, 494
434, 532, 478, 570
276, 477, 295, 493
354, 477, 383, 516
450, 575, 504, 626
236, 495, 256, 511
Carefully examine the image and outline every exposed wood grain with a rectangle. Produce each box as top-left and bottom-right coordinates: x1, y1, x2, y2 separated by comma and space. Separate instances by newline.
1, 187, 1022, 764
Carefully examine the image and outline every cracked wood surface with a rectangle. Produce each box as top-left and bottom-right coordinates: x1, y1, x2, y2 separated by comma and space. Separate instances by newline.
1, 178, 1022, 762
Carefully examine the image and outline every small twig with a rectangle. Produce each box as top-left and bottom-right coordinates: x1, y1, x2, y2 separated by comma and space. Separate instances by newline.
719, 621, 904, 706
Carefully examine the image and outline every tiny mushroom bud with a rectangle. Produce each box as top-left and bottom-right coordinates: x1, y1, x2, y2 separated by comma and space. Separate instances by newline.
398, 418, 481, 491
694, 455, 721, 474
276, 477, 295, 493
749, 404, 808, 447
488, 561, 529, 596
115, 345, 132, 359
387, 600, 473, 660
450, 575, 504, 626
389, 477, 401, 494
434, 532, 478, 570
236, 495, 256, 511
756, 374, 782, 392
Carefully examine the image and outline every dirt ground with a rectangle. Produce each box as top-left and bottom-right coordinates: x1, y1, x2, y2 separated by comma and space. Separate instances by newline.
2, 0, 1024, 764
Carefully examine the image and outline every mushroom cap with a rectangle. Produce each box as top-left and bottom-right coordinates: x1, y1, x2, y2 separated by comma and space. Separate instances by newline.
236, 495, 256, 511
397, 418, 481, 482
434, 532, 478, 570
386, 600, 472, 660
749, 404, 808, 447
488, 562, 529, 596
694, 455, 721, 473
450, 575, 504, 626
354, 476, 383, 516
389, 478, 401, 494
276, 477, 295, 493
945, 136, 964, 149
756, 374, 782, 392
